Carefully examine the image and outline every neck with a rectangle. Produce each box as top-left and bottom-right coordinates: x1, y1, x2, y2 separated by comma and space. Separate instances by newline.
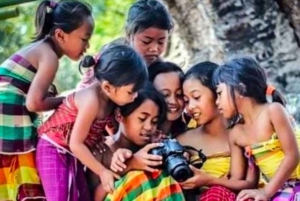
202, 114, 227, 136
113, 130, 140, 152
238, 98, 265, 124
48, 37, 63, 59
160, 120, 172, 134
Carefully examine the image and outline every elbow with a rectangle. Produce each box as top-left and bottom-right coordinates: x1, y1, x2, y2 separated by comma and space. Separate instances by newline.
26, 98, 41, 112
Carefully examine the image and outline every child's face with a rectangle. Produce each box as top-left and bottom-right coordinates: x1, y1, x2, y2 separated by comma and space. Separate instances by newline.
183, 78, 218, 126
215, 83, 236, 119
120, 99, 159, 146
108, 84, 138, 106
153, 72, 184, 121
129, 27, 168, 64
61, 16, 94, 61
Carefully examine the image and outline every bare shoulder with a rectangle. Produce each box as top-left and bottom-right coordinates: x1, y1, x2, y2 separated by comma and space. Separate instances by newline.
266, 102, 286, 116
228, 125, 243, 143
74, 88, 100, 110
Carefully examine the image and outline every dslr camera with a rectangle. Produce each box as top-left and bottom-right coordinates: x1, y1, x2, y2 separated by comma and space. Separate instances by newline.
149, 138, 192, 182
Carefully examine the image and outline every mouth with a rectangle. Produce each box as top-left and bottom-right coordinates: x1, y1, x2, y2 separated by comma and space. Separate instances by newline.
191, 112, 201, 119
140, 133, 151, 141
168, 106, 180, 114
145, 55, 158, 62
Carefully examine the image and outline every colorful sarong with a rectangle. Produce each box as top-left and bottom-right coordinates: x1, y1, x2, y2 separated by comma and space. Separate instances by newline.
104, 170, 185, 201
271, 180, 300, 201
0, 54, 38, 153
0, 152, 45, 201
36, 138, 91, 201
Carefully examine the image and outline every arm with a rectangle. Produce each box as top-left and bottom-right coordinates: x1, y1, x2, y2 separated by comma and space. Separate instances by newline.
69, 91, 117, 193
207, 129, 258, 190
26, 51, 64, 112
262, 103, 300, 198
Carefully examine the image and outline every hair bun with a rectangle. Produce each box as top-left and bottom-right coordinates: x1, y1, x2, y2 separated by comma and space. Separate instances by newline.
81, 55, 96, 68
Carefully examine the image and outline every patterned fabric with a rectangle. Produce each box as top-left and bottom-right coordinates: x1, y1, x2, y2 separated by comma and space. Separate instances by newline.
76, 67, 96, 90
271, 180, 300, 201
245, 129, 300, 199
245, 130, 300, 181
199, 186, 236, 201
190, 152, 230, 179
0, 54, 38, 153
104, 170, 185, 201
36, 138, 91, 201
0, 152, 45, 201
38, 93, 111, 150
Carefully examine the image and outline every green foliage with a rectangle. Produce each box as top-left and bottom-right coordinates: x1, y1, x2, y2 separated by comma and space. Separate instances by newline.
0, 0, 134, 92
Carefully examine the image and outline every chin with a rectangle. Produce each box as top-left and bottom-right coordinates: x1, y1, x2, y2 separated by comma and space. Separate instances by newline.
167, 113, 181, 122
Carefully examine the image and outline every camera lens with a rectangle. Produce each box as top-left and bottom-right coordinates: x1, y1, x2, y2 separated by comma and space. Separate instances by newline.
171, 165, 192, 182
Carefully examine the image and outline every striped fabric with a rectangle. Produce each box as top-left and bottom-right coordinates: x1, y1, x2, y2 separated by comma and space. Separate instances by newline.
0, 54, 38, 154
199, 186, 236, 201
105, 170, 185, 201
0, 152, 45, 201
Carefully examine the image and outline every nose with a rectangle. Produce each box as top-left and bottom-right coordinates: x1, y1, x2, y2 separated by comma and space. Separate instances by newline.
187, 99, 196, 111
167, 95, 176, 105
215, 97, 220, 106
132, 92, 138, 100
143, 120, 152, 131
149, 43, 158, 53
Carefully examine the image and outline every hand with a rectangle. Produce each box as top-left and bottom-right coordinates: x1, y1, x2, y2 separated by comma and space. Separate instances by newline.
98, 168, 120, 193
92, 139, 107, 154
237, 189, 269, 201
129, 143, 163, 172
110, 148, 133, 172
180, 165, 212, 189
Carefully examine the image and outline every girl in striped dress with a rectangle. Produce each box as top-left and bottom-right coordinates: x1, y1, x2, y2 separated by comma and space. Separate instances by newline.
0, 1, 94, 200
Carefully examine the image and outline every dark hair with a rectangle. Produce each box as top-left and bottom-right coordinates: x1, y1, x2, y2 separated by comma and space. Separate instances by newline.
213, 57, 286, 107
148, 61, 184, 83
119, 83, 167, 125
184, 61, 219, 99
126, 0, 173, 36
81, 44, 148, 92
33, 0, 92, 42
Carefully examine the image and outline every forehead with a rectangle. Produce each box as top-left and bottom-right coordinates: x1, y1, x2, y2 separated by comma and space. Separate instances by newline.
183, 78, 207, 93
135, 27, 168, 38
153, 72, 181, 89
71, 16, 94, 35
133, 99, 159, 114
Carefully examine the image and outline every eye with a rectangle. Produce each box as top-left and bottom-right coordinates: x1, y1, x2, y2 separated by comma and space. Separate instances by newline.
216, 91, 222, 96
138, 117, 146, 122
194, 96, 201, 100
158, 40, 165, 45
81, 38, 89, 42
176, 92, 183, 98
128, 91, 133, 95
142, 40, 151, 45
152, 118, 158, 125
183, 97, 189, 104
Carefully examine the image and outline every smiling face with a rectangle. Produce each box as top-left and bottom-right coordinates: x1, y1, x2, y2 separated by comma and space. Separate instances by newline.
119, 99, 159, 146
183, 78, 219, 126
153, 72, 184, 121
129, 27, 168, 64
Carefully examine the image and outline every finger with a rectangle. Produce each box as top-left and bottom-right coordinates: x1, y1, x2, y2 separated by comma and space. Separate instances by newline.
237, 192, 252, 201
144, 166, 159, 173
146, 154, 163, 161
113, 172, 121, 180
144, 143, 164, 152
111, 162, 124, 172
189, 165, 200, 173
116, 159, 127, 169
145, 160, 163, 167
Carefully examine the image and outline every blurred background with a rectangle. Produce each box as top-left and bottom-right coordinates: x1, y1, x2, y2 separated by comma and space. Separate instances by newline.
0, 0, 299, 121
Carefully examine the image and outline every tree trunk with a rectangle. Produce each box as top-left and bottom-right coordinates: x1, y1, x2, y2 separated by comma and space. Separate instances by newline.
163, 0, 300, 94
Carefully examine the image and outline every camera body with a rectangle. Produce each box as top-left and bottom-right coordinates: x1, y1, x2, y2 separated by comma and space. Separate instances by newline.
149, 138, 192, 182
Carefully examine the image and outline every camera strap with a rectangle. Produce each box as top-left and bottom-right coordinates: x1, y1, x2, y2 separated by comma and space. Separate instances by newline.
183, 145, 207, 169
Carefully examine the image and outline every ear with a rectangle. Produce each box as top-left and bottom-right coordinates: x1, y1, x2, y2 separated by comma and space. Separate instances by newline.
102, 80, 113, 94
53, 28, 66, 43
114, 108, 123, 123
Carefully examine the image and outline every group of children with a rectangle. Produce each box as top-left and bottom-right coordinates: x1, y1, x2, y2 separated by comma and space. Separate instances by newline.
0, 0, 299, 201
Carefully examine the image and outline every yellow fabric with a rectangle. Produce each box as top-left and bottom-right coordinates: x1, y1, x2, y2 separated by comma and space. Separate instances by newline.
190, 152, 230, 178
187, 119, 197, 129
246, 129, 300, 181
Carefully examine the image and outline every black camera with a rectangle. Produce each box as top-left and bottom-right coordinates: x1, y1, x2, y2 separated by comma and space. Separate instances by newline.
149, 138, 192, 182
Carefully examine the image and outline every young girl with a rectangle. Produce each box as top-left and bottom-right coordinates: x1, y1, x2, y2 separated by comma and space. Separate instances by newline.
86, 84, 185, 201
213, 57, 300, 200
0, 1, 93, 200
36, 44, 148, 201
177, 62, 257, 201
77, 0, 173, 89
148, 61, 186, 138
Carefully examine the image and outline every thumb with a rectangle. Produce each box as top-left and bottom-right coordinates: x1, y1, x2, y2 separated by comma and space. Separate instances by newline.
125, 150, 133, 158
112, 172, 121, 180
189, 165, 199, 173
